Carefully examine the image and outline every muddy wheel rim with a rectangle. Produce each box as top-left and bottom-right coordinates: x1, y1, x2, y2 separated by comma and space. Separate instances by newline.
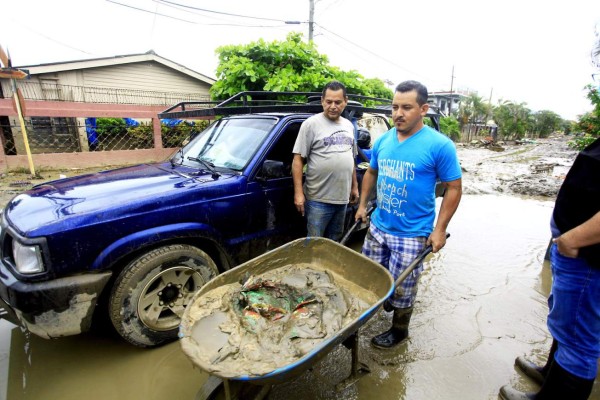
138, 266, 206, 331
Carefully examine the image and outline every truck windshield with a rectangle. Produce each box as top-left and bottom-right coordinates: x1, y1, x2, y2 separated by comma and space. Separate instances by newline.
177, 117, 277, 171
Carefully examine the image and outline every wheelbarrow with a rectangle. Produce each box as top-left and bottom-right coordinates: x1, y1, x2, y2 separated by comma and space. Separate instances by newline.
179, 236, 436, 400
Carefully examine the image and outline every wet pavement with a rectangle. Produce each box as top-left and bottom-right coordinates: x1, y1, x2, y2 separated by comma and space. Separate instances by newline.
1, 137, 599, 399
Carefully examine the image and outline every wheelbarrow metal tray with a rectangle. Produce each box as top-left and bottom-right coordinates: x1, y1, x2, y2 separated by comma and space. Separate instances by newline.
179, 237, 394, 385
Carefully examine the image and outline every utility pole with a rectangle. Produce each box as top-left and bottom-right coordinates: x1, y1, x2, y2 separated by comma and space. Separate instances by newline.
487, 87, 493, 119
0, 45, 35, 176
308, 0, 315, 42
448, 65, 455, 116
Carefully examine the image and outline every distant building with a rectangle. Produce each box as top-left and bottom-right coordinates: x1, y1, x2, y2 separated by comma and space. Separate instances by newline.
428, 90, 472, 116
1, 50, 215, 103
0, 50, 216, 170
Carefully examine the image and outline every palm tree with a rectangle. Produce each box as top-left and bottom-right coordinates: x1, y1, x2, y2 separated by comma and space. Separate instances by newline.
457, 93, 488, 141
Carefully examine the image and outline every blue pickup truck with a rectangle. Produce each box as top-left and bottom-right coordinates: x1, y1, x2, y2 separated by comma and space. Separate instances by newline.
0, 91, 441, 347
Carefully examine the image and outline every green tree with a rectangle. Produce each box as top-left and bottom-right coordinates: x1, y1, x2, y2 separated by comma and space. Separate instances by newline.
531, 110, 562, 138
569, 28, 600, 150
210, 32, 392, 101
457, 93, 488, 141
439, 115, 460, 141
571, 84, 600, 150
493, 100, 531, 140
456, 96, 473, 134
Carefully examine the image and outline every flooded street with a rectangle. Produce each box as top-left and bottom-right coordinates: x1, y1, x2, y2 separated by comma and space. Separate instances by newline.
1, 137, 599, 399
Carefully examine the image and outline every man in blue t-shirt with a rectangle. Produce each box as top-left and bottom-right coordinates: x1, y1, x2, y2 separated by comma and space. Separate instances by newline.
355, 80, 462, 349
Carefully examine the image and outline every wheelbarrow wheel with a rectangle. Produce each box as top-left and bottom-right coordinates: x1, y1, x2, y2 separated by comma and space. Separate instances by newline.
197, 376, 225, 400
197, 376, 271, 400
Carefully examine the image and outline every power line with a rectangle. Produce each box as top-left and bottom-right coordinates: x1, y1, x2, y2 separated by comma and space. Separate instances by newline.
318, 0, 344, 14
6, 16, 95, 57
154, 0, 303, 24
107, 0, 196, 23
112, 0, 438, 85
317, 29, 374, 68
315, 23, 425, 79
108, 0, 298, 27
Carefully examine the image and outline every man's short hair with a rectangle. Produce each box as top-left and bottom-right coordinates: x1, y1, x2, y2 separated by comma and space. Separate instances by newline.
395, 80, 428, 106
322, 81, 347, 97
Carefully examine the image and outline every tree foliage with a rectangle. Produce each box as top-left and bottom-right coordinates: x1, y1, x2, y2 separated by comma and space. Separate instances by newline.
208, 32, 600, 146
492, 100, 531, 140
531, 110, 562, 138
570, 84, 600, 150
210, 32, 392, 102
456, 93, 493, 141
439, 116, 461, 141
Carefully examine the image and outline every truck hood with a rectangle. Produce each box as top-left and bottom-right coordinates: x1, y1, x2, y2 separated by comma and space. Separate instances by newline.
4, 163, 234, 235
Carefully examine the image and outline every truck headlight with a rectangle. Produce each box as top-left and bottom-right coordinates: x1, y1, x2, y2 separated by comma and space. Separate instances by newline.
12, 241, 45, 274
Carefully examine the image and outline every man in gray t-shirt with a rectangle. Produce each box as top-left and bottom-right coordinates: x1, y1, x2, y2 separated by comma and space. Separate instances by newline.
292, 81, 358, 241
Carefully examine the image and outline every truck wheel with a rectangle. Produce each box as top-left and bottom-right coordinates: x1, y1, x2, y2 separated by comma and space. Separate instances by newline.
109, 244, 219, 347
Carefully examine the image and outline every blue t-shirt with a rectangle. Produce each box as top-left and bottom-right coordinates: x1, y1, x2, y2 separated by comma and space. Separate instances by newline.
370, 125, 462, 237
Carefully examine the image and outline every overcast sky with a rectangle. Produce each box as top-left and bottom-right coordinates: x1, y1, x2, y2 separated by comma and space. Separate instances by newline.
1, 0, 599, 120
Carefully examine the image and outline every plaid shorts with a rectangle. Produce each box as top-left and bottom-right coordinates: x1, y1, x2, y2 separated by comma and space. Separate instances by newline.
362, 224, 427, 308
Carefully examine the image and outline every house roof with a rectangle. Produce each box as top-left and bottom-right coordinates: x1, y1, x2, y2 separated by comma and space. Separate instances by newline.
16, 50, 216, 85
429, 91, 469, 98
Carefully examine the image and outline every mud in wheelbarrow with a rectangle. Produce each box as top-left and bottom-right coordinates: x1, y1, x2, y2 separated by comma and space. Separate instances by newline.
179, 237, 395, 399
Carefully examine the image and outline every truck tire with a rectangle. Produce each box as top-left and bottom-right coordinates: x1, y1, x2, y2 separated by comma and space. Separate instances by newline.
109, 244, 219, 347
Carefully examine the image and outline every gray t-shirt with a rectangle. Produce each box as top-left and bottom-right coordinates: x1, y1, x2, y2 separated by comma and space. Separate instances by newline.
293, 113, 356, 204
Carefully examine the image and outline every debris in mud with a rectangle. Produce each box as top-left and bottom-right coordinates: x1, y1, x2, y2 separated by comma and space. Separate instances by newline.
458, 135, 577, 198
180, 264, 373, 378
509, 175, 564, 197
530, 163, 557, 174
8, 180, 32, 187
467, 137, 506, 152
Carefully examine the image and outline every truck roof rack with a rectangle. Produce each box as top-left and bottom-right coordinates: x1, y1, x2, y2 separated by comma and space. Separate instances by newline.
158, 90, 442, 131
158, 91, 398, 120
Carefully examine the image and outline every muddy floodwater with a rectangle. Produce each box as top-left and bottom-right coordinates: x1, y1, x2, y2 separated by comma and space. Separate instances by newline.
1, 137, 599, 399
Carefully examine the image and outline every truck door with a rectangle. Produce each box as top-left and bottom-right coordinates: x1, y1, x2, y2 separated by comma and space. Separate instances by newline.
245, 121, 305, 258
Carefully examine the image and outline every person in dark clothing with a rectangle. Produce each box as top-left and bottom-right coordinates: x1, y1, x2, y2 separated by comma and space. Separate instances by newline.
499, 137, 600, 400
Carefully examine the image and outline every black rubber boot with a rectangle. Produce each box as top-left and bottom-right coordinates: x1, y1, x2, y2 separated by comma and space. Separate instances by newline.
515, 357, 545, 386
371, 307, 412, 349
536, 361, 594, 400
515, 340, 558, 385
499, 361, 595, 400
542, 339, 558, 376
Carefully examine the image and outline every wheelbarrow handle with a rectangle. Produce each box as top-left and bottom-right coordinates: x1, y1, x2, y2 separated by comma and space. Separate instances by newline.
393, 233, 450, 289
340, 205, 375, 246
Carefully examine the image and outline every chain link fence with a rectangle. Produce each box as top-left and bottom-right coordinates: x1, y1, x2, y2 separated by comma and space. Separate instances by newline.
0, 82, 212, 156
0, 117, 209, 155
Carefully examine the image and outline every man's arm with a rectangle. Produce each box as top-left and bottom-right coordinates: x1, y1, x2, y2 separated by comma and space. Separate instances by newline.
355, 166, 378, 222
349, 167, 359, 204
292, 153, 306, 216
430, 178, 462, 252
554, 211, 600, 258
